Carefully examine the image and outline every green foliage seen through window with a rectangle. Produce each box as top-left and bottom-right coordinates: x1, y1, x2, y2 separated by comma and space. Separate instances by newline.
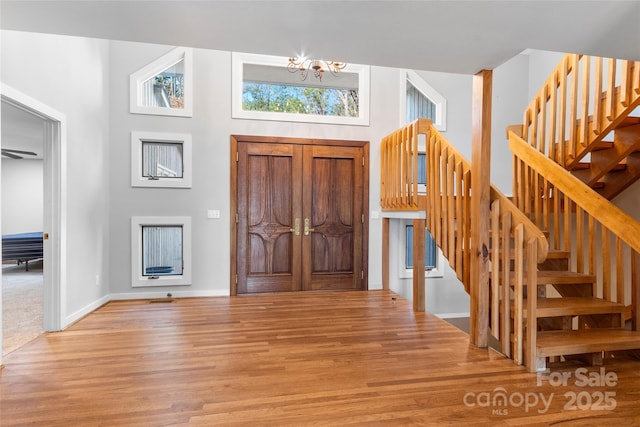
242, 82, 358, 117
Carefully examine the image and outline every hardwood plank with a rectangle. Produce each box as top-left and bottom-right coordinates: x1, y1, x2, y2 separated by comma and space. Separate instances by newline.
525, 238, 538, 371
490, 200, 500, 340
580, 55, 590, 146
525, 297, 625, 317
510, 270, 595, 285
470, 69, 492, 348
593, 56, 603, 135
382, 218, 389, 290
606, 58, 616, 121
501, 211, 512, 357
230, 136, 239, 295
413, 219, 426, 312
2, 292, 640, 425
537, 328, 640, 357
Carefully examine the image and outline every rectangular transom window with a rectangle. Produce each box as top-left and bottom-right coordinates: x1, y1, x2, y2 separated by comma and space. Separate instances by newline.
232, 52, 370, 126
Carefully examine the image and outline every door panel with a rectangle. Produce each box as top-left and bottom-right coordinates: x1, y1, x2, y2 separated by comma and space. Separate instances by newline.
236, 141, 364, 294
303, 146, 363, 290
237, 143, 302, 293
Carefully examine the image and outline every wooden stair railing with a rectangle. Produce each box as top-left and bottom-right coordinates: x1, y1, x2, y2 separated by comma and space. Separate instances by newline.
510, 128, 640, 358
381, 119, 549, 369
521, 54, 640, 198
381, 54, 640, 372
380, 119, 428, 211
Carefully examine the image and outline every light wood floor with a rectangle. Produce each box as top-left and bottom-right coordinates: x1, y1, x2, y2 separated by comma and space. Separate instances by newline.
1, 290, 639, 426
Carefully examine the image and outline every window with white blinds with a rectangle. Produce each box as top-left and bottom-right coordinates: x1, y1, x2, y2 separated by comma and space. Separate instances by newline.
131, 216, 192, 287
142, 225, 183, 277
142, 142, 184, 179
131, 131, 192, 188
407, 81, 436, 124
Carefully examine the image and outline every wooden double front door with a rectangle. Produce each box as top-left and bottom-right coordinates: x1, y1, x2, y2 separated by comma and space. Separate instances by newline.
232, 137, 368, 294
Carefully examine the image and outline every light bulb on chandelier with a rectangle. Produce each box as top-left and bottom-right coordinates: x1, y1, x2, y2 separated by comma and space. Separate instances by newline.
287, 57, 347, 81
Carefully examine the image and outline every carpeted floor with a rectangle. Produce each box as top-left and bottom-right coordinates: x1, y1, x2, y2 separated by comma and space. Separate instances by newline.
2, 260, 43, 356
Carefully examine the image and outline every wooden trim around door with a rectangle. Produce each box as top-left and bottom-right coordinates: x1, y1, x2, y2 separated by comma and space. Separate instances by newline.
230, 135, 370, 295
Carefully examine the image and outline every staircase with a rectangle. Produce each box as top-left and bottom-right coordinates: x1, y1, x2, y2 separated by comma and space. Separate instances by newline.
522, 55, 640, 200
509, 54, 640, 371
380, 54, 640, 372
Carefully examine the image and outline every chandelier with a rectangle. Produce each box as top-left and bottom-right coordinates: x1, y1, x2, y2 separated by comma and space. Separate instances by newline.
287, 57, 347, 81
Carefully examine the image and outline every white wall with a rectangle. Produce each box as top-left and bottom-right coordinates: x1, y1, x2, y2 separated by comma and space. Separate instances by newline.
390, 56, 534, 315
107, 41, 407, 299
107, 40, 490, 316
2, 32, 547, 323
527, 50, 565, 100
492, 53, 530, 195
1, 30, 111, 326
614, 180, 640, 221
1, 159, 43, 234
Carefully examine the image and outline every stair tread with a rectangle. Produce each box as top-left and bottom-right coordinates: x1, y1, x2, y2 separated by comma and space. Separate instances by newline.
520, 297, 624, 317
534, 297, 624, 317
537, 329, 640, 357
504, 248, 566, 261
616, 116, 640, 129
510, 270, 595, 285
545, 250, 570, 260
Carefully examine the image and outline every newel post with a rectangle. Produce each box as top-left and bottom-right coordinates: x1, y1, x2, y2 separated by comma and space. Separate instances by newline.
470, 69, 492, 348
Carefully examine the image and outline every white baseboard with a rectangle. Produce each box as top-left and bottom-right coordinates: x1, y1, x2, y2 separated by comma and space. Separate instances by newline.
108, 289, 229, 300
60, 291, 230, 329
63, 294, 110, 329
435, 312, 470, 319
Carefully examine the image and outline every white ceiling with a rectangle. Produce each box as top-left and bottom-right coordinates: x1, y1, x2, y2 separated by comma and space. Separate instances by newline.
1, 1, 639, 159
1, 1, 639, 75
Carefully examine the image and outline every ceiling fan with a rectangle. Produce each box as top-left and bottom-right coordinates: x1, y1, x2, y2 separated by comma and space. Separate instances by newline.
1, 148, 38, 159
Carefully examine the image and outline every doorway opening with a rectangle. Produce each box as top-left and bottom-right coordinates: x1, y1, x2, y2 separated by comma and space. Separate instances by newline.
1, 85, 64, 361
230, 135, 369, 295
1, 101, 45, 355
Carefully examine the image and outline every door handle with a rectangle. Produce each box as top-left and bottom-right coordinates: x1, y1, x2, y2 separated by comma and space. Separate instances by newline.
304, 218, 315, 236
289, 218, 300, 236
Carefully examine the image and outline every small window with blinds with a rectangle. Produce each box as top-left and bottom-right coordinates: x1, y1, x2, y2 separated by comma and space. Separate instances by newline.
402, 70, 447, 130
142, 142, 184, 179
405, 225, 437, 270
131, 131, 192, 188
407, 81, 436, 124
397, 219, 444, 279
131, 216, 192, 287
142, 225, 184, 277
